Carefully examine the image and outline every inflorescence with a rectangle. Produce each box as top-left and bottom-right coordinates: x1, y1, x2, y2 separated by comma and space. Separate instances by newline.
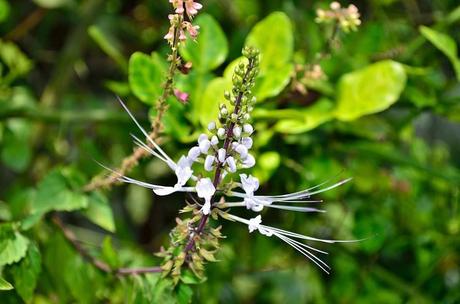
112, 46, 356, 278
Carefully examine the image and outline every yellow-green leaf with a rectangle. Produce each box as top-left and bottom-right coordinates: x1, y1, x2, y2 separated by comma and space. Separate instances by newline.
334, 60, 407, 121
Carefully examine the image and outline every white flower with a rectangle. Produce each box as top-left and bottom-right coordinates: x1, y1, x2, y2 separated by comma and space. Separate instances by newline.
199, 139, 210, 154
187, 146, 201, 161
241, 154, 255, 168
218, 148, 226, 163
248, 215, 262, 232
241, 137, 253, 149
196, 178, 216, 215
243, 124, 253, 135
204, 155, 215, 171
198, 133, 208, 143
154, 156, 193, 196
225, 213, 359, 274
235, 144, 248, 159
244, 197, 264, 212
226, 156, 237, 173
240, 174, 259, 195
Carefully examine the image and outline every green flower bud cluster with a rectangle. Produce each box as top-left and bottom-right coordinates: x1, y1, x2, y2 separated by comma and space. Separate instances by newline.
156, 211, 223, 284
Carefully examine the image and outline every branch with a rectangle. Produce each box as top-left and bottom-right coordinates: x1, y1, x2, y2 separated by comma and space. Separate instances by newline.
52, 214, 162, 276
84, 20, 183, 192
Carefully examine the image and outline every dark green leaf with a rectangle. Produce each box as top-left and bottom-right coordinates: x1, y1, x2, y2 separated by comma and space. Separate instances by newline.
9, 244, 41, 302
420, 26, 460, 81
82, 191, 115, 232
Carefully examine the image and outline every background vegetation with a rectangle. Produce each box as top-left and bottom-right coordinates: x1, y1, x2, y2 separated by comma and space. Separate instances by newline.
1, 0, 460, 303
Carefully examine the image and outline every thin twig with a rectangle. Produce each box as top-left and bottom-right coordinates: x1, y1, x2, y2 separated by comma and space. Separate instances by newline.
84, 21, 183, 192
52, 214, 162, 276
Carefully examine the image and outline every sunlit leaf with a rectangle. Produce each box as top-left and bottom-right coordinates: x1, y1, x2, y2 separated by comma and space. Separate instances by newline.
0, 277, 13, 290
0, 224, 29, 266
200, 77, 232, 127
260, 98, 335, 133
245, 12, 293, 72
335, 60, 407, 121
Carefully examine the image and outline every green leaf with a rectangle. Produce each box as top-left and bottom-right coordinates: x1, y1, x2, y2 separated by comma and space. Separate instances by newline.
0, 224, 30, 266
177, 284, 193, 304
200, 77, 232, 127
245, 12, 293, 72
0, 277, 13, 290
334, 60, 407, 121
225, 13, 295, 101
179, 14, 228, 71
9, 244, 41, 302
101, 237, 119, 269
420, 26, 460, 81
0, 40, 33, 79
254, 98, 334, 134
32, 169, 88, 214
1, 122, 32, 172
129, 52, 167, 105
253, 63, 293, 101
82, 191, 115, 232
0, 0, 10, 23
180, 269, 201, 285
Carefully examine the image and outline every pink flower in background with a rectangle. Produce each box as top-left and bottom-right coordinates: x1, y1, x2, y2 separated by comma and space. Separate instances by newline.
174, 89, 189, 103
185, 0, 203, 18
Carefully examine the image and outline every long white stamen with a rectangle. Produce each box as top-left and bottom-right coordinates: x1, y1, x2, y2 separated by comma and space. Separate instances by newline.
131, 134, 169, 164
117, 96, 174, 165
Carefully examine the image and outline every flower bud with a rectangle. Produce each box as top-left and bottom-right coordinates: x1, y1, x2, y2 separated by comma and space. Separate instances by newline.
211, 135, 219, 146
187, 146, 201, 160
204, 155, 215, 171
218, 148, 226, 163
208, 121, 216, 131
226, 156, 237, 173
233, 126, 241, 138
199, 139, 210, 154
217, 128, 226, 138
241, 137, 253, 149
235, 144, 248, 159
243, 124, 253, 134
198, 133, 208, 144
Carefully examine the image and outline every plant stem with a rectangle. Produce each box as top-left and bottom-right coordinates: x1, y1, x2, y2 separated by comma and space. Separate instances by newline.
183, 57, 257, 255
84, 22, 182, 192
52, 215, 162, 276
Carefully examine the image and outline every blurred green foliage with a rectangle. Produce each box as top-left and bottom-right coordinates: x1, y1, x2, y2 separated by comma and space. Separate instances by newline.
0, 0, 460, 303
